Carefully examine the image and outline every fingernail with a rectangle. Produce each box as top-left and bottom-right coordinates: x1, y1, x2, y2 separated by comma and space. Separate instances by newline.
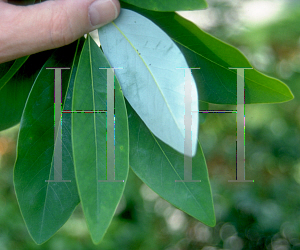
89, 0, 118, 28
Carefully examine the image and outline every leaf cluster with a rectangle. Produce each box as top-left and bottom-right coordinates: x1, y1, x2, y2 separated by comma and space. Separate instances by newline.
0, 0, 294, 245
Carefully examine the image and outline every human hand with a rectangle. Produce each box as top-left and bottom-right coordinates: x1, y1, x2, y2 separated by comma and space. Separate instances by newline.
0, 0, 120, 63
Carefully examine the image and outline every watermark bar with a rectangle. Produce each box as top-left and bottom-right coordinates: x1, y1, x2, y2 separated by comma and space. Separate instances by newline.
175, 68, 201, 183
99, 67, 124, 182
228, 68, 253, 183
46, 67, 71, 183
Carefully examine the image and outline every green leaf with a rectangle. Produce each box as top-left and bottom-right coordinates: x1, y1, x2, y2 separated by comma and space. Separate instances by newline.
72, 36, 129, 244
0, 51, 52, 131
99, 9, 199, 157
121, 3, 294, 104
120, 0, 207, 11
126, 100, 215, 226
0, 56, 29, 91
14, 39, 84, 244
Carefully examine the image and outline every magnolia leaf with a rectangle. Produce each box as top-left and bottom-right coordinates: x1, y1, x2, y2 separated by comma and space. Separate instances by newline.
99, 9, 199, 157
14, 39, 84, 244
126, 100, 215, 227
72, 36, 129, 244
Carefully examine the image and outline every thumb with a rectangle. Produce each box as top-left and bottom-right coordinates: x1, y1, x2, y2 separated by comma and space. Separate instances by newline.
0, 0, 120, 63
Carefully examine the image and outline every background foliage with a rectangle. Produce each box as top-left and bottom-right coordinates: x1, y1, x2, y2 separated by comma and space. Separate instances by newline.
0, 0, 300, 249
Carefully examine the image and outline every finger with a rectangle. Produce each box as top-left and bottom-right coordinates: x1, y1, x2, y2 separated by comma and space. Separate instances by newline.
0, 0, 120, 63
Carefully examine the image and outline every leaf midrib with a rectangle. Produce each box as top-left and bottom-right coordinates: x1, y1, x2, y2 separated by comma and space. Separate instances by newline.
111, 21, 184, 138
88, 37, 100, 223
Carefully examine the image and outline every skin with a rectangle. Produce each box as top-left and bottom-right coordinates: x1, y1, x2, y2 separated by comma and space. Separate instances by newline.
0, 0, 120, 64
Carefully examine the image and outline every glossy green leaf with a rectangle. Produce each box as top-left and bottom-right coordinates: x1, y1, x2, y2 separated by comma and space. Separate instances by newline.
126, 100, 215, 226
0, 51, 53, 131
99, 9, 199, 157
72, 36, 129, 244
120, 0, 207, 11
121, 3, 294, 104
0, 56, 29, 91
14, 39, 84, 244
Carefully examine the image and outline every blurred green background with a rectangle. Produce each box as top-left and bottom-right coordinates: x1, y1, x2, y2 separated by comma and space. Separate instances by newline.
1, 0, 300, 249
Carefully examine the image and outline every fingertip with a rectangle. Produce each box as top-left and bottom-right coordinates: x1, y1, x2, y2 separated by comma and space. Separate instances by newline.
111, 0, 121, 17
88, 0, 120, 29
